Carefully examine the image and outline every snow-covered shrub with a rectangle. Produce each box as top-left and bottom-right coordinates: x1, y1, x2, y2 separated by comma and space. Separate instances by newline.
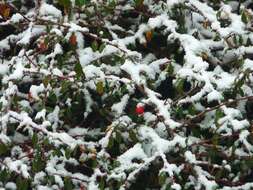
1, 0, 253, 189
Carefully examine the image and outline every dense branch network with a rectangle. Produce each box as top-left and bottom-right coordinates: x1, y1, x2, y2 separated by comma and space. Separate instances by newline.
0, 0, 253, 190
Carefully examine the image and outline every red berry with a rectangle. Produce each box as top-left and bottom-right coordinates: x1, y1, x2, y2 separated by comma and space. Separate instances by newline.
135, 105, 144, 115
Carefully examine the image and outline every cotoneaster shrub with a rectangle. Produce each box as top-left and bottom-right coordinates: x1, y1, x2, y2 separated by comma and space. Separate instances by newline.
1, 0, 253, 189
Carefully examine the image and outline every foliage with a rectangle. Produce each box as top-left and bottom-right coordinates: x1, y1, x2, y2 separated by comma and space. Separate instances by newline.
1, 0, 253, 189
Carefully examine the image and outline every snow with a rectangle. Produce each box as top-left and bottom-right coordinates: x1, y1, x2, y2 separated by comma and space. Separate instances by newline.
4, 158, 30, 178
207, 90, 223, 102
184, 151, 196, 163
215, 72, 236, 90
66, 22, 89, 33
35, 109, 46, 120
5, 182, 16, 190
139, 126, 186, 154
17, 24, 33, 45
111, 94, 129, 116
148, 14, 177, 31
52, 68, 63, 77
144, 87, 181, 129
195, 166, 217, 190
121, 60, 143, 84
83, 65, 104, 80
4, 82, 17, 96
118, 143, 147, 166
188, 0, 246, 37
39, 3, 62, 18
3, 61, 24, 83
54, 43, 63, 55
0, 38, 10, 51
0, 133, 10, 144
171, 183, 182, 190
47, 106, 60, 130
48, 132, 78, 149
99, 126, 114, 148
243, 59, 253, 71
54, 175, 64, 188
0, 63, 9, 75
10, 13, 23, 23
1, 0, 253, 189
68, 127, 88, 137
29, 84, 45, 100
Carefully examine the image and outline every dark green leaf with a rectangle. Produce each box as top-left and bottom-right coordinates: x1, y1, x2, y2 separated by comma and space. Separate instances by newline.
134, 0, 143, 7
74, 62, 85, 79
75, 0, 86, 7
91, 41, 98, 51
241, 10, 248, 23
64, 177, 73, 190
99, 43, 106, 53
129, 130, 138, 142
32, 133, 38, 147
16, 176, 30, 190
0, 143, 9, 156
158, 171, 167, 185
58, 0, 71, 8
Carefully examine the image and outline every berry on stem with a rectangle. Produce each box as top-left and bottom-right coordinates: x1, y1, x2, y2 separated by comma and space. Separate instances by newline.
135, 104, 145, 115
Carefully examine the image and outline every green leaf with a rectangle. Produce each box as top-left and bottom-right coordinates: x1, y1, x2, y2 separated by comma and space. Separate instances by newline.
239, 35, 243, 45
188, 104, 196, 115
192, 127, 201, 138
215, 109, 223, 124
0, 143, 8, 156
65, 147, 71, 160
246, 37, 252, 46
239, 88, 244, 96
47, 92, 57, 106
58, 0, 71, 8
107, 136, 114, 149
175, 106, 184, 119
32, 146, 45, 173
166, 64, 174, 76
129, 130, 138, 142
175, 79, 185, 95
96, 81, 104, 95
42, 75, 51, 87
64, 177, 74, 190
99, 43, 106, 53
92, 159, 98, 168
115, 131, 122, 144
91, 41, 98, 51
134, 0, 143, 7
32, 133, 38, 147
158, 171, 167, 185
0, 169, 10, 183
53, 148, 63, 157
74, 62, 85, 79
16, 176, 30, 190
108, 0, 117, 9
212, 134, 219, 147
99, 177, 105, 190
241, 10, 248, 23
75, 0, 86, 7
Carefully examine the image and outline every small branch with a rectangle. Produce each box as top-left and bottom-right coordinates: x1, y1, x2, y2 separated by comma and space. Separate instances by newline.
24, 52, 37, 67
8, 3, 32, 22
184, 95, 253, 126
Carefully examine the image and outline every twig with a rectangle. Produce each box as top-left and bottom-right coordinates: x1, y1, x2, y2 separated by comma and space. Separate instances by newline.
184, 95, 253, 125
